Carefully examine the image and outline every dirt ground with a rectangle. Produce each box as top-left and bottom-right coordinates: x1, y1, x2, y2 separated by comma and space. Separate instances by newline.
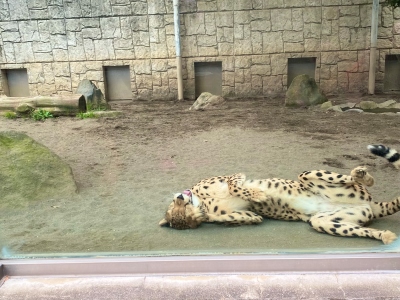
2, 94, 400, 257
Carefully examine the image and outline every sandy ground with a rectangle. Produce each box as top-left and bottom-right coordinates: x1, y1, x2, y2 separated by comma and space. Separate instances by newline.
1, 94, 400, 257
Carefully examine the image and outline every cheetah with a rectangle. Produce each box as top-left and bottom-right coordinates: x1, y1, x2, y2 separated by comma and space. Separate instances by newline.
159, 162, 400, 244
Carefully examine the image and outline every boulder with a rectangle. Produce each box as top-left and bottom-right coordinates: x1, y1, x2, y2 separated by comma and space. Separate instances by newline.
189, 92, 225, 111
285, 74, 327, 107
76, 79, 110, 110
0, 132, 77, 208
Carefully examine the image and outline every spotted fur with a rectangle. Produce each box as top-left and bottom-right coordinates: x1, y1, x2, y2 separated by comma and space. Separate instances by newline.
159, 166, 400, 244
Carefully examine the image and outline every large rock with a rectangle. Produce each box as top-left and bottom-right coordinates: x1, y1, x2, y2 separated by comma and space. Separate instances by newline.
189, 92, 225, 111
0, 132, 77, 208
76, 79, 110, 110
285, 74, 327, 107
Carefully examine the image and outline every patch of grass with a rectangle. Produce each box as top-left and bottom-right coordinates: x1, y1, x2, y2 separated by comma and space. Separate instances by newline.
86, 103, 107, 112
4, 111, 17, 119
31, 109, 53, 121
76, 111, 98, 119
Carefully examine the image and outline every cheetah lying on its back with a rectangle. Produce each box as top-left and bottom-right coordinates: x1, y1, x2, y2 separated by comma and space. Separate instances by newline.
159, 145, 400, 244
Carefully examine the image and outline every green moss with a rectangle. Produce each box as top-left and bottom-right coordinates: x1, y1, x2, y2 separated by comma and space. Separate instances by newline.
0, 132, 77, 208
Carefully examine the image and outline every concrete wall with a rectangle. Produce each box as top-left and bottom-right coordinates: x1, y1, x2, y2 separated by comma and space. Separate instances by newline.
0, 0, 399, 100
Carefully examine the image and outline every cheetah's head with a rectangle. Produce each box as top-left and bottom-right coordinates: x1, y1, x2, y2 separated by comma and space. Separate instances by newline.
159, 191, 206, 230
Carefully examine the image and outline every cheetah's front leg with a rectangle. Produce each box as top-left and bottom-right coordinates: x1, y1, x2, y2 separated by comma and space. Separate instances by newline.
207, 210, 263, 226
309, 207, 397, 244
226, 173, 269, 202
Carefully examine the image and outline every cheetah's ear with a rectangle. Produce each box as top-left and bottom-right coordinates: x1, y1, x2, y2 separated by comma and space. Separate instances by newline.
159, 218, 169, 226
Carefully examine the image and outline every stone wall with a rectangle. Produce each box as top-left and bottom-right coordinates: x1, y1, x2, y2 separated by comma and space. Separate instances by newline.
0, 0, 399, 100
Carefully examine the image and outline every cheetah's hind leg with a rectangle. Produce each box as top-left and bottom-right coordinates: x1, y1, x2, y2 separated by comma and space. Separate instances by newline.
309, 207, 397, 244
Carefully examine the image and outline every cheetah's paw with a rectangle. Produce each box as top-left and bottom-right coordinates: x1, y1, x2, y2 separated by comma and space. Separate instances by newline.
382, 230, 397, 244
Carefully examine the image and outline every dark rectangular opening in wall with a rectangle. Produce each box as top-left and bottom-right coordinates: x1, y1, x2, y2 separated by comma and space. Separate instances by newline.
1, 68, 29, 97
384, 55, 400, 91
287, 57, 316, 87
194, 62, 222, 98
104, 66, 131, 101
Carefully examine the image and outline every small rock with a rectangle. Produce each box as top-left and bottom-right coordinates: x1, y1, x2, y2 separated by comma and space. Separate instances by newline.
338, 102, 357, 109
378, 99, 397, 108
16, 103, 34, 114
327, 106, 343, 112
92, 111, 122, 118
190, 92, 225, 111
320, 101, 332, 110
344, 108, 364, 113
357, 101, 378, 110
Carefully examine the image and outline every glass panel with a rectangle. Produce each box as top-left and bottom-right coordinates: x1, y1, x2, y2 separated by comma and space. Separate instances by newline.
1, 100, 400, 258
0, 1, 398, 262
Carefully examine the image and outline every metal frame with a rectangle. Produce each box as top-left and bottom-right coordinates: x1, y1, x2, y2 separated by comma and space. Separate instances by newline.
1, 253, 400, 278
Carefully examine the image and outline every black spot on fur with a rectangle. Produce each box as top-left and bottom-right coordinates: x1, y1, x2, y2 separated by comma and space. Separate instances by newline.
214, 206, 218, 212
221, 210, 226, 215
319, 226, 327, 233
316, 172, 323, 177
317, 185, 325, 189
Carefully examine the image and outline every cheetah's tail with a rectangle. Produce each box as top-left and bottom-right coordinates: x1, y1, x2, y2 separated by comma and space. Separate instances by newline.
367, 144, 400, 169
